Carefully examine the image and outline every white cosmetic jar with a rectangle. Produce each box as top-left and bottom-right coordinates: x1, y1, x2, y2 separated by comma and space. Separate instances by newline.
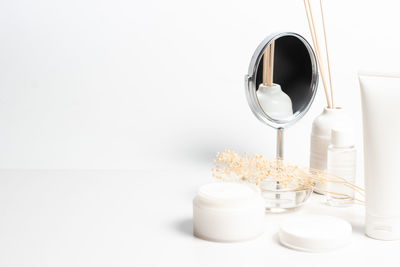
193, 182, 265, 242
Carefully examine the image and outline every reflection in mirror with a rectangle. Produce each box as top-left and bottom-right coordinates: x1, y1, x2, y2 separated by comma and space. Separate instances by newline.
255, 36, 313, 122
257, 41, 293, 120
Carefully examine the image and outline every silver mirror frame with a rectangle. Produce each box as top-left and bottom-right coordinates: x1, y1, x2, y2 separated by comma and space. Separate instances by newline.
244, 32, 318, 129
244, 32, 318, 159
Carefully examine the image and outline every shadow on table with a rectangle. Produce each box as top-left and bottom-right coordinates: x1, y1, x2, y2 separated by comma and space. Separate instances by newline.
351, 222, 365, 236
174, 218, 193, 237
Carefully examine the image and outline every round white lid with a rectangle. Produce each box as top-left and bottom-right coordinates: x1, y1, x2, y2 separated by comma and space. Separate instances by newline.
198, 182, 258, 201
196, 182, 262, 208
279, 215, 352, 252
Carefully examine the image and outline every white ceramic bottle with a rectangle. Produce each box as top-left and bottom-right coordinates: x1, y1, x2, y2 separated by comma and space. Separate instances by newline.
326, 128, 356, 206
310, 107, 350, 193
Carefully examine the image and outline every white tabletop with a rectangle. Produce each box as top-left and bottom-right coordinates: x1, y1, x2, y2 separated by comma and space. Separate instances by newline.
0, 169, 398, 267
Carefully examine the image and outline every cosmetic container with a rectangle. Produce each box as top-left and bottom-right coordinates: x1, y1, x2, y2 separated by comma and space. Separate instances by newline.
359, 72, 400, 240
193, 182, 265, 242
326, 128, 356, 206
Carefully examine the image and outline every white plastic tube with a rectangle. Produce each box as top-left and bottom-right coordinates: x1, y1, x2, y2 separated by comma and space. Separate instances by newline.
359, 72, 400, 240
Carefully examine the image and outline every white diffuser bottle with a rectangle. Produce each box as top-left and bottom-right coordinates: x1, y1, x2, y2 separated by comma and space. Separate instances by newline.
310, 107, 351, 193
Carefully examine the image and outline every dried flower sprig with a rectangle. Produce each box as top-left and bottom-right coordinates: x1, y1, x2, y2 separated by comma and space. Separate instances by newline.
212, 150, 364, 204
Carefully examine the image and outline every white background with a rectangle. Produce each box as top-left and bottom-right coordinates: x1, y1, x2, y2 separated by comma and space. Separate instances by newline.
2, 0, 400, 171
2, 1, 400, 266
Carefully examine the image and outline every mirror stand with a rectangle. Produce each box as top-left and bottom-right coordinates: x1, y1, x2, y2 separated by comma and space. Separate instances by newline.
276, 128, 284, 160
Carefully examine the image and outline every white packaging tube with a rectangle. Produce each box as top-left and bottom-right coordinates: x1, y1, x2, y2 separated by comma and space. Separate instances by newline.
359, 72, 400, 240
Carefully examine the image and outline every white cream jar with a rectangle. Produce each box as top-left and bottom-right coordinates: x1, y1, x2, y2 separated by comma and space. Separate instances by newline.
193, 182, 265, 242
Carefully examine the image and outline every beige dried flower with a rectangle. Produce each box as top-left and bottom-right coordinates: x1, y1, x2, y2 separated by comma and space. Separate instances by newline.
212, 150, 364, 204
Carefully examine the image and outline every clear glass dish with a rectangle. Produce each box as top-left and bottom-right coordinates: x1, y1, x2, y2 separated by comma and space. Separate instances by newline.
259, 179, 313, 213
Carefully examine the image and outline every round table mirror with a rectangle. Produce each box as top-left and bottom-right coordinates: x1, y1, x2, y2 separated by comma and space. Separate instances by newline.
245, 32, 318, 160
244, 32, 318, 212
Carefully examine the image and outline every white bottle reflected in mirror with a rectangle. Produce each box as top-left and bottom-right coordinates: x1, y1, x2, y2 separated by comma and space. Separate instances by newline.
257, 83, 293, 120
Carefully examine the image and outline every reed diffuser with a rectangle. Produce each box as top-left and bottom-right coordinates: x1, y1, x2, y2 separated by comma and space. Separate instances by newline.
303, 0, 352, 193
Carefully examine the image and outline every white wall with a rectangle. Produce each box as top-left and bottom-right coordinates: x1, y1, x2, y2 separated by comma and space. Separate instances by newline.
0, 0, 399, 170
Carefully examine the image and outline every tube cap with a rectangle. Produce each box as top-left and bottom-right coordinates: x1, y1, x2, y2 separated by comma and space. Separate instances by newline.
366, 213, 400, 240
279, 215, 352, 252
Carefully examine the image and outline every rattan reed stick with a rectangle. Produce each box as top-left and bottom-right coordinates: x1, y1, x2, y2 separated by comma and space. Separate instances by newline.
319, 0, 335, 108
303, 0, 332, 108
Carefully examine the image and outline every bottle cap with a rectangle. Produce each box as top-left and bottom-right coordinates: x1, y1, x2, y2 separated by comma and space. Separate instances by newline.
331, 127, 355, 147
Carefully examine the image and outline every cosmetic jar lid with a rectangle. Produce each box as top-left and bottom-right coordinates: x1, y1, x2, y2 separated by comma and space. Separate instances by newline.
279, 215, 352, 252
193, 182, 265, 242
196, 182, 261, 208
